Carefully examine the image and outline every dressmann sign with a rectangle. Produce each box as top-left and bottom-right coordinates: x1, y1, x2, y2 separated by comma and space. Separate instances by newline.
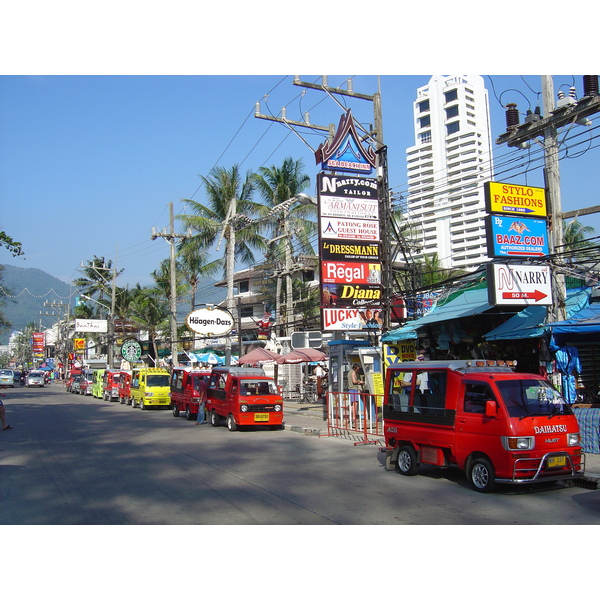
185, 307, 234, 336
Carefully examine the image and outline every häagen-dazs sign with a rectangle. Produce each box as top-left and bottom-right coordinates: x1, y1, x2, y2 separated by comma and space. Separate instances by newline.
185, 307, 234, 336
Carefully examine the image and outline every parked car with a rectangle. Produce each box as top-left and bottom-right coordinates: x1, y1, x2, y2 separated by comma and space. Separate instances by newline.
12, 371, 25, 385
0, 369, 15, 387
26, 371, 46, 387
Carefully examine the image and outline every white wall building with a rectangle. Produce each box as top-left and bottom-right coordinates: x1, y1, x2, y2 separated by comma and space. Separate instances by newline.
405, 75, 494, 271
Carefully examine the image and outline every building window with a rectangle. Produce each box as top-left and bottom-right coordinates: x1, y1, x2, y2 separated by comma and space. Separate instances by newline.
446, 121, 460, 135
240, 306, 254, 318
418, 99, 430, 112
420, 131, 432, 143
418, 115, 431, 128
445, 105, 459, 119
238, 280, 249, 293
444, 89, 458, 103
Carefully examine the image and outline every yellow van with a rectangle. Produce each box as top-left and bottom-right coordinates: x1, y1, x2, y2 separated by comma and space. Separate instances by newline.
130, 367, 171, 410
92, 369, 105, 399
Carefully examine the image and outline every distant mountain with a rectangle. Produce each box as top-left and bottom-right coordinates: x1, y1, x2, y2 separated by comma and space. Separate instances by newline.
0, 264, 227, 345
0, 264, 76, 344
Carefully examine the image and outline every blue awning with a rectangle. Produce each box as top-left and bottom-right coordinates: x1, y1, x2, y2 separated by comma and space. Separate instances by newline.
484, 288, 591, 341
382, 288, 493, 343
550, 302, 600, 334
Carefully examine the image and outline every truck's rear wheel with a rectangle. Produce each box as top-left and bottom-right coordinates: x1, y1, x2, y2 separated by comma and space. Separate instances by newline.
210, 411, 220, 427
396, 445, 419, 476
469, 457, 495, 493
226, 414, 237, 432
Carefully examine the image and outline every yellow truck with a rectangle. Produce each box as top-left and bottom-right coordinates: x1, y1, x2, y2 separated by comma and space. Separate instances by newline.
130, 367, 171, 410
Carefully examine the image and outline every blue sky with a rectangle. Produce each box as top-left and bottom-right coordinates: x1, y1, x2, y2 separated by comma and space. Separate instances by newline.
2, 73, 599, 292
1, 6, 599, 295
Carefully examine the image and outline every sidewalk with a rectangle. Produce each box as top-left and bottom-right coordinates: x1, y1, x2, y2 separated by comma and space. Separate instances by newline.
282, 400, 600, 483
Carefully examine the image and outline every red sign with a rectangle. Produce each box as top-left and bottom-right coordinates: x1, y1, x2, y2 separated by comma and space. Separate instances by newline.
321, 261, 381, 285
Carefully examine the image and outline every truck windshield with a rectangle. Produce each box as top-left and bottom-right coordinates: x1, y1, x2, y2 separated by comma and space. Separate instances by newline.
147, 375, 170, 387
496, 379, 573, 418
240, 379, 278, 395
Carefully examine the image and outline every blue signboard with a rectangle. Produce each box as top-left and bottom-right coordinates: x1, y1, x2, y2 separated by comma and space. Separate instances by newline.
485, 215, 549, 258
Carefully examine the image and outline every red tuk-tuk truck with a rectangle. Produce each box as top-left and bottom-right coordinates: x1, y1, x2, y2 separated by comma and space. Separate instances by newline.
118, 371, 132, 404
102, 369, 121, 402
170, 367, 211, 420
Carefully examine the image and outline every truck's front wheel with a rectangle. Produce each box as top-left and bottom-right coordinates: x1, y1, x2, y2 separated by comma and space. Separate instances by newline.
226, 414, 237, 432
172, 404, 180, 417
469, 457, 495, 493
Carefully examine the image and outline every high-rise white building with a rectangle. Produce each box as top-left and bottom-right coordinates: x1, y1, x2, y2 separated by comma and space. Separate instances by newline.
405, 75, 494, 271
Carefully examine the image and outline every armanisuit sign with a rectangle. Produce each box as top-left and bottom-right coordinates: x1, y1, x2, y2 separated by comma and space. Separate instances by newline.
185, 307, 234, 336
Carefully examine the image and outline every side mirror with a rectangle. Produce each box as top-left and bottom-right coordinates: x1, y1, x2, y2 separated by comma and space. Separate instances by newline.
485, 400, 497, 417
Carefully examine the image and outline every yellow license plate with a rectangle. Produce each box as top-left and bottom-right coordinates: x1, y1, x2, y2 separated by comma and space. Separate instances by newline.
548, 455, 566, 468
254, 413, 269, 422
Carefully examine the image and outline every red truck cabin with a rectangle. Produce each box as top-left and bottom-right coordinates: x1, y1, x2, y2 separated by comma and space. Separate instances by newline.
383, 360, 584, 492
102, 369, 121, 402
206, 367, 284, 431
118, 371, 132, 404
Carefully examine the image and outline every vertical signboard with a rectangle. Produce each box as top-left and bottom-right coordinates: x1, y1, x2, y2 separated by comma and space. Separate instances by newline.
315, 125, 383, 332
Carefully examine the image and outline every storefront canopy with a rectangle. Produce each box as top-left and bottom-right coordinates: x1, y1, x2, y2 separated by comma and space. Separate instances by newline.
484, 289, 591, 341
549, 302, 600, 335
382, 288, 493, 343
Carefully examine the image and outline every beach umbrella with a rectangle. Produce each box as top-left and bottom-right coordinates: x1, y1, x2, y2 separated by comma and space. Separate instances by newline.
238, 348, 281, 365
192, 351, 225, 365
277, 348, 327, 364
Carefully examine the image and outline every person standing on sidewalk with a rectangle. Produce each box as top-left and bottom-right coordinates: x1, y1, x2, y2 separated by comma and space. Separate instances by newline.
195, 377, 208, 425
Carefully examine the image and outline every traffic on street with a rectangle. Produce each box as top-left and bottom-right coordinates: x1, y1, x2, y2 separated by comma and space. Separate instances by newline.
1, 383, 600, 526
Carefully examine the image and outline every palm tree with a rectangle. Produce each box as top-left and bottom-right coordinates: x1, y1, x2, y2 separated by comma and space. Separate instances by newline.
253, 157, 316, 335
74, 255, 123, 307
178, 165, 264, 270
127, 287, 170, 363
562, 218, 596, 265
176, 241, 221, 312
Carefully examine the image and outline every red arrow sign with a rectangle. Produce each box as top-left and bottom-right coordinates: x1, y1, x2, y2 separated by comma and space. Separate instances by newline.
502, 290, 548, 302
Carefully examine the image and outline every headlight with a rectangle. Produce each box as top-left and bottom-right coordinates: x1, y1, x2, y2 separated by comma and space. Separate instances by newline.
568, 433, 580, 447
274, 404, 282, 412
145, 392, 154, 397
240, 405, 248, 412
501, 436, 535, 450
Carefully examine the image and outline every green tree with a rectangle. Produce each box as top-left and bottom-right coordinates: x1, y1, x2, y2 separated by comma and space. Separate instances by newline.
0, 230, 24, 257
176, 242, 221, 312
178, 165, 264, 271
562, 218, 596, 265
253, 157, 315, 333
127, 287, 170, 362
74, 256, 123, 307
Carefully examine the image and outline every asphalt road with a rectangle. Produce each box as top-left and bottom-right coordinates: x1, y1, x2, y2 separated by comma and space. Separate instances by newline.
2, 384, 600, 525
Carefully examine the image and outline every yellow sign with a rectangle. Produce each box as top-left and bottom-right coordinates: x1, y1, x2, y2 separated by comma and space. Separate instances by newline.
485, 181, 547, 217
74, 338, 85, 351
383, 343, 416, 367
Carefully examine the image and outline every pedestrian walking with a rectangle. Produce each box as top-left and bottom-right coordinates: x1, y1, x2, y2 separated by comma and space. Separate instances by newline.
195, 377, 208, 425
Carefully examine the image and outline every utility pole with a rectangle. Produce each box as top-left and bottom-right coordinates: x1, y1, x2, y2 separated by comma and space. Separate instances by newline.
495, 75, 600, 324
152, 202, 191, 368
